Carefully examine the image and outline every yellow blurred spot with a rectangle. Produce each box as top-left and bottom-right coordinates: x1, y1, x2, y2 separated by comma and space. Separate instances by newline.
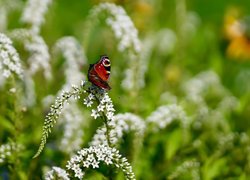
227, 37, 250, 60
165, 65, 181, 84
224, 7, 250, 61
132, 1, 154, 31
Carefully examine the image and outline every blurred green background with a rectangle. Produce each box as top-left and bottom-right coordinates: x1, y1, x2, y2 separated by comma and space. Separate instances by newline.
1, 0, 250, 179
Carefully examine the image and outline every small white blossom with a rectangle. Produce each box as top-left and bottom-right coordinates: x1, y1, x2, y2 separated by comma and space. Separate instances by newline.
83, 97, 93, 107
66, 145, 135, 180
97, 104, 105, 112
45, 166, 69, 180
91, 109, 100, 119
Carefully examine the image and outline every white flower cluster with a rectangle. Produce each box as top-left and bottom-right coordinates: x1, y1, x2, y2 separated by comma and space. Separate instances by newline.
168, 160, 200, 180
182, 71, 226, 104
90, 113, 145, 146
83, 91, 115, 121
0, 142, 22, 164
182, 70, 238, 127
90, 3, 141, 53
10, 29, 51, 80
58, 103, 85, 154
21, 0, 52, 33
0, 33, 23, 81
146, 104, 188, 131
66, 145, 135, 180
45, 166, 69, 180
26, 34, 51, 79
53, 36, 87, 92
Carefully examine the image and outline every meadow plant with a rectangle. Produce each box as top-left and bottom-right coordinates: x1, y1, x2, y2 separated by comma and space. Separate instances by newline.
90, 113, 145, 147
33, 77, 137, 178
21, 0, 52, 33
45, 166, 69, 180
66, 145, 135, 179
168, 160, 200, 180
0, 142, 22, 164
57, 103, 85, 154
85, 3, 143, 92
10, 29, 51, 80
53, 36, 87, 92
146, 104, 188, 131
33, 84, 84, 158
0, 33, 23, 84
1, 1, 249, 179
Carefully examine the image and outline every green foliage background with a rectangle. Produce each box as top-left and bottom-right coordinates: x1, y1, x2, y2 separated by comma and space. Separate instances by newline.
1, 0, 250, 179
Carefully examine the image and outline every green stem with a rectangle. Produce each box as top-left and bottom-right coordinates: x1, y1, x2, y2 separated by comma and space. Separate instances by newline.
92, 92, 112, 147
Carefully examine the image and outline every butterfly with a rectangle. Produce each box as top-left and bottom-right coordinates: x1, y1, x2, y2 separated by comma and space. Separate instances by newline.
88, 55, 111, 90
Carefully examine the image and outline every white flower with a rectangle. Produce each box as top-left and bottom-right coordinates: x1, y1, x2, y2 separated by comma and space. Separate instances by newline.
45, 166, 69, 180
97, 104, 105, 112
91, 109, 100, 119
83, 97, 93, 107
91, 160, 99, 168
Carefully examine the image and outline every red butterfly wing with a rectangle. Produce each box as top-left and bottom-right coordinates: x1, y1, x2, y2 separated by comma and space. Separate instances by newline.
87, 56, 111, 90
94, 57, 110, 81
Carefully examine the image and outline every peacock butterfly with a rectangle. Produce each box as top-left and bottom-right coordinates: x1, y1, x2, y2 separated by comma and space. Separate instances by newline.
88, 55, 111, 90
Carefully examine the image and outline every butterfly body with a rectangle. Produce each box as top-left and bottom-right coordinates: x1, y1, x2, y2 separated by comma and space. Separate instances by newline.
88, 55, 111, 90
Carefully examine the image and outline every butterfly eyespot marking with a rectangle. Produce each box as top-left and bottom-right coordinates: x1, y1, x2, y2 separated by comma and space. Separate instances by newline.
88, 55, 111, 90
102, 58, 110, 67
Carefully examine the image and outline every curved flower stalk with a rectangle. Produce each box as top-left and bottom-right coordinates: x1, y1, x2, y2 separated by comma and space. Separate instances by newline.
10, 29, 51, 80
85, 3, 143, 91
146, 104, 188, 132
0, 142, 22, 164
168, 160, 200, 180
0, 33, 23, 84
87, 3, 141, 53
58, 103, 85, 154
21, 0, 52, 34
53, 36, 87, 92
34, 83, 116, 158
45, 166, 69, 180
90, 113, 145, 147
33, 84, 84, 158
66, 145, 135, 180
